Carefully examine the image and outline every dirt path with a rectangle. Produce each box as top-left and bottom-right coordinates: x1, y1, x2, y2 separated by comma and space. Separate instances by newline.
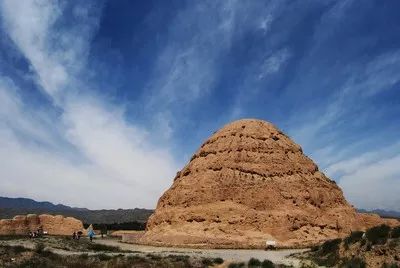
94, 238, 307, 266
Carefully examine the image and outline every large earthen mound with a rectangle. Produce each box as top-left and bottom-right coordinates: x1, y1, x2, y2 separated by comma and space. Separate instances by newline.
140, 119, 397, 248
0, 214, 83, 235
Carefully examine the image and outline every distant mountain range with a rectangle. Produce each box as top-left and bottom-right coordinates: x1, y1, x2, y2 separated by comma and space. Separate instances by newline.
0, 196, 154, 224
357, 208, 400, 219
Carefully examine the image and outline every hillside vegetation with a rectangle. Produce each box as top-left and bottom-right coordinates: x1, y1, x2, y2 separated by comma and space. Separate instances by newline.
305, 224, 400, 267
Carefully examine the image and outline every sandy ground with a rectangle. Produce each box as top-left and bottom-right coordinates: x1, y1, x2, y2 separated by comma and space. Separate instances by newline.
95, 238, 307, 266
0, 237, 308, 266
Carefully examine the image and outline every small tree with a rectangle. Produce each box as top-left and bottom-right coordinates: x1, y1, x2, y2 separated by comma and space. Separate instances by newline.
391, 226, 400, 238
344, 231, 364, 246
248, 258, 261, 266
366, 225, 391, 245
262, 259, 275, 268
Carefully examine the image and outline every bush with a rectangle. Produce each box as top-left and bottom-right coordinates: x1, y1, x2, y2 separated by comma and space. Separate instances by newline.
202, 258, 213, 266
214, 257, 224, 264
88, 243, 120, 252
249, 258, 262, 266
366, 225, 391, 245
228, 262, 245, 268
344, 231, 364, 246
391, 226, 400, 238
96, 253, 112, 261
34, 243, 45, 254
147, 254, 161, 260
321, 238, 342, 255
262, 259, 275, 268
18, 256, 52, 268
340, 257, 366, 268
127, 255, 146, 262
0, 235, 26, 240
313, 253, 340, 267
168, 254, 190, 262
78, 253, 89, 259
4, 245, 28, 254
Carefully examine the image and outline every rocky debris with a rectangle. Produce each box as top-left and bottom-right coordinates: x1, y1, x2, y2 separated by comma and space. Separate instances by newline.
140, 119, 397, 248
0, 214, 83, 235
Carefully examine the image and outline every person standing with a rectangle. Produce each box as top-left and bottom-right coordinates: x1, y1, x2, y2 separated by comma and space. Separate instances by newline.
88, 229, 95, 242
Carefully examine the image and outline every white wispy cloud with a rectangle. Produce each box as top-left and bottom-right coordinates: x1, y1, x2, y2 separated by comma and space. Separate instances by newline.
326, 142, 400, 178
258, 15, 273, 33
259, 48, 291, 79
147, 1, 238, 107
146, 0, 287, 118
0, 0, 178, 208
339, 153, 400, 211
1, 0, 68, 98
342, 50, 400, 97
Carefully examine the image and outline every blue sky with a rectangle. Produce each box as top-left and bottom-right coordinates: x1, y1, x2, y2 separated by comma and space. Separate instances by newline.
0, 0, 399, 210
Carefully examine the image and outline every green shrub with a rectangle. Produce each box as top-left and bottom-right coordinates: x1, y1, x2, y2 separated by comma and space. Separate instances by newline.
391, 226, 400, 238
366, 225, 391, 245
4, 245, 28, 254
344, 231, 364, 246
340, 257, 366, 268
262, 259, 275, 268
168, 254, 190, 262
88, 243, 120, 252
34, 243, 45, 254
32, 242, 56, 258
96, 253, 112, 261
147, 253, 161, 260
78, 253, 89, 259
321, 238, 342, 255
127, 255, 146, 262
0, 235, 26, 240
202, 258, 214, 266
214, 257, 224, 264
18, 256, 52, 268
228, 262, 245, 268
313, 252, 340, 267
249, 257, 262, 266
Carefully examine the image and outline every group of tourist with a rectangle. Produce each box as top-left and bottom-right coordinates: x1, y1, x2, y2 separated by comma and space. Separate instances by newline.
72, 231, 83, 240
28, 226, 43, 238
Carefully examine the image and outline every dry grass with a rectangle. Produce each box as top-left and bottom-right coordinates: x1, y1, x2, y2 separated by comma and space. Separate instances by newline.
0, 244, 210, 268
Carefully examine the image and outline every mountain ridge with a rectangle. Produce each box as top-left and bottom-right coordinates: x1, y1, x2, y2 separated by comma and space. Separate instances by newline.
0, 196, 153, 224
